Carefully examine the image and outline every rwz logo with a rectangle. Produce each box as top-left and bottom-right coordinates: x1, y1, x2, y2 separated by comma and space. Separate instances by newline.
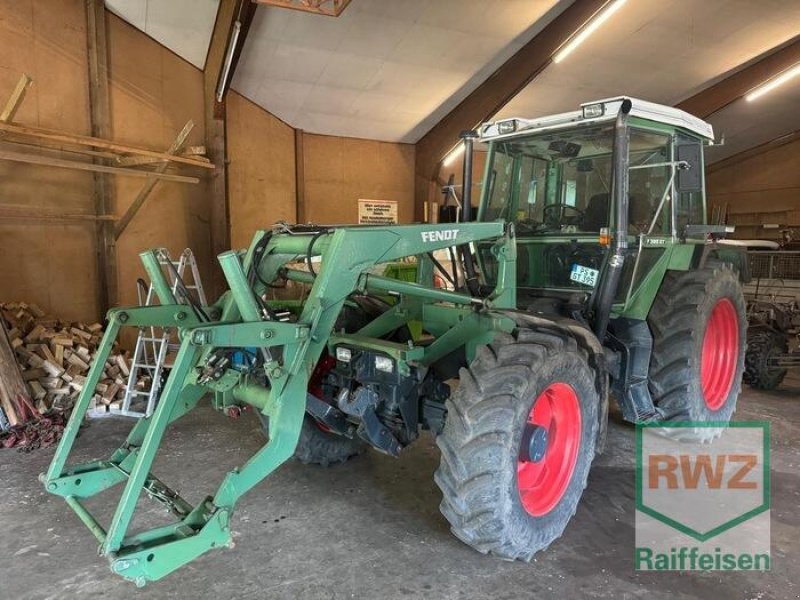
421, 229, 459, 243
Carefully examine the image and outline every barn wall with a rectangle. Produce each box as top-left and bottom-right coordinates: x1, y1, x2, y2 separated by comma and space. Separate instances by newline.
107, 12, 211, 310
706, 139, 800, 240
227, 91, 296, 250
0, 0, 97, 322
0, 5, 211, 322
302, 133, 415, 225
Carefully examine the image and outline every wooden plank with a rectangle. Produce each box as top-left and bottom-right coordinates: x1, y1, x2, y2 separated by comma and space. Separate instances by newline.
114, 121, 195, 239
0, 206, 114, 222
0, 319, 26, 426
0, 148, 200, 183
295, 128, 305, 223
87, 0, 117, 314
0, 73, 32, 123
0, 120, 214, 170
413, 0, 608, 220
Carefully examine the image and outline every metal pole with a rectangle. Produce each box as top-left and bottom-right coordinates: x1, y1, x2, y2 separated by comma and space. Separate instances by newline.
459, 130, 480, 296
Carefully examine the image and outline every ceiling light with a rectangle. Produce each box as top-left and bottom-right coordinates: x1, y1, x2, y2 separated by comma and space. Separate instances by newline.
553, 0, 628, 64
745, 63, 800, 102
442, 143, 465, 167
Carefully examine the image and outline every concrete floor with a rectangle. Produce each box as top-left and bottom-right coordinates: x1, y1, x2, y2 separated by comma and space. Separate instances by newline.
1, 377, 798, 600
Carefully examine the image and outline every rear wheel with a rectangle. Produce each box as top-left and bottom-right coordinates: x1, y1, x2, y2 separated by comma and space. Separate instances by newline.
744, 329, 788, 391
435, 329, 599, 560
647, 264, 746, 440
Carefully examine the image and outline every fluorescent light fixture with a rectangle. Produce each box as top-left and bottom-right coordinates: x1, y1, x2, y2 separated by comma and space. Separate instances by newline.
553, 0, 628, 64
746, 63, 800, 102
442, 143, 465, 167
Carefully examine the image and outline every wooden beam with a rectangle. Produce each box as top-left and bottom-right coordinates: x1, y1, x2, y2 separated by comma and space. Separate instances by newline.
295, 128, 305, 223
0, 148, 200, 183
707, 129, 800, 173
205, 0, 243, 296
413, 0, 609, 220
0, 120, 214, 169
0, 319, 26, 426
0, 73, 32, 123
677, 35, 800, 119
0, 205, 115, 223
253, 0, 351, 17
115, 121, 195, 239
86, 0, 116, 315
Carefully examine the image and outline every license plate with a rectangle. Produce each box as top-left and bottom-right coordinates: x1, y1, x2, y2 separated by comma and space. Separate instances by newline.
570, 264, 599, 287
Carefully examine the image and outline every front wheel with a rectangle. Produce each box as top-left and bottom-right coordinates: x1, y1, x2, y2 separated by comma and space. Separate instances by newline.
647, 264, 746, 440
435, 328, 600, 561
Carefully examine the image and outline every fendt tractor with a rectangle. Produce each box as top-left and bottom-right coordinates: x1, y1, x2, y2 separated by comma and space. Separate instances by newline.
43, 97, 747, 585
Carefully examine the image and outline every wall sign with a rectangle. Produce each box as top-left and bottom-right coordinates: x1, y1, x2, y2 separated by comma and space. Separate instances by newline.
358, 199, 398, 225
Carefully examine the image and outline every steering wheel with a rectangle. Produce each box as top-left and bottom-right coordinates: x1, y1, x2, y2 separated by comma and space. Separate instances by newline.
543, 203, 585, 228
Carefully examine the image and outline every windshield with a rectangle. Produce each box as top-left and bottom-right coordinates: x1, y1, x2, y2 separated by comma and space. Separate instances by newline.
481, 124, 614, 235
480, 124, 673, 236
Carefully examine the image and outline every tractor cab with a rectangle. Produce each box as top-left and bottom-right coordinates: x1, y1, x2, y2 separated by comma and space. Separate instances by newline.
475, 97, 714, 321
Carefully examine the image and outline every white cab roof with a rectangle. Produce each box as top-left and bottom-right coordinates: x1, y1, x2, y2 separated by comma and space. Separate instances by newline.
480, 96, 714, 142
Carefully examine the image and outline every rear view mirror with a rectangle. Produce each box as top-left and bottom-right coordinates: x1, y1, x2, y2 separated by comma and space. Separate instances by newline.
676, 143, 702, 192
577, 159, 594, 172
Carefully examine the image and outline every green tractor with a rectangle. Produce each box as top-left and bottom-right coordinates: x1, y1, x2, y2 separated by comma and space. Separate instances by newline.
43, 97, 746, 585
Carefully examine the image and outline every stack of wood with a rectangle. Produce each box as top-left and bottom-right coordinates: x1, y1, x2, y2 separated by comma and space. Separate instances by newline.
0, 302, 146, 429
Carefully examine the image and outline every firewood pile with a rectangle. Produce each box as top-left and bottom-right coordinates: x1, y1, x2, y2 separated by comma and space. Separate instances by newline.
0, 302, 145, 450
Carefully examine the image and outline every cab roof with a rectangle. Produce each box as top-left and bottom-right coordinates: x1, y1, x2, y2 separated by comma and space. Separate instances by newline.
479, 96, 714, 142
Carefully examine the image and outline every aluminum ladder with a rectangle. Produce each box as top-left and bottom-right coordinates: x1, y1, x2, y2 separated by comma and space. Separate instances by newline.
115, 249, 207, 418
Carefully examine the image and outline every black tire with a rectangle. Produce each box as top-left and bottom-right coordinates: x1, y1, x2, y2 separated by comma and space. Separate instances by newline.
744, 329, 788, 391
257, 296, 379, 466
647, 264, 746, 441
435, 328, 600, 561
258, 412, 366, 466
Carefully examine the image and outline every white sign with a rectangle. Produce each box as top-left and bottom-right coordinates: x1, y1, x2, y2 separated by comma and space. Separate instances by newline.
358, 199, 398, 225
570, 264, 599, 287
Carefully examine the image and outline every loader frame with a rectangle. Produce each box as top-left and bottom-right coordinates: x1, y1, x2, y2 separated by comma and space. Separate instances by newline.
42, 222, 517, 585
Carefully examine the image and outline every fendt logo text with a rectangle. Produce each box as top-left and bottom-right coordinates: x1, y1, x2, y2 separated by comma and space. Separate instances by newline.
421, 229, 459, 243
635, 422, 770, 571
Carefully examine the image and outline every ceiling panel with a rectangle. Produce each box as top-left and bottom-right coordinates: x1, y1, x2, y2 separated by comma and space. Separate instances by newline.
105, 0, 219, 68
706, 79, 800, 163
232, 0, 569, 142
496, 0, 800, 125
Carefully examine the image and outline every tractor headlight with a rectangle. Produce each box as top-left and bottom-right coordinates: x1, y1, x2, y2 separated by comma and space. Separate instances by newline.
374, 356, 394, 373
582, 103, 604, 119
336, 347, 352, 363
497, 119, 518, 134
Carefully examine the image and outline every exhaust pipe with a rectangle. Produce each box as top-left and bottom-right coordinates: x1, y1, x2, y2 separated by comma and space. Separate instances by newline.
592, 99, 632, 338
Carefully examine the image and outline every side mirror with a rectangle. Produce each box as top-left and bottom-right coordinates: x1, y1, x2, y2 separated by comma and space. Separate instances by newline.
676, 143, 702, 192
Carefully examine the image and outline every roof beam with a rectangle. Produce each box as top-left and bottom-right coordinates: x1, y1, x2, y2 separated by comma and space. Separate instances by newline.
677, 35, 800, 119
413, 0, 609, 220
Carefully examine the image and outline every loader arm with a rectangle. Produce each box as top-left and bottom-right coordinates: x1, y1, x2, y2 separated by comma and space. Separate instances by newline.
42, 222, 515, 585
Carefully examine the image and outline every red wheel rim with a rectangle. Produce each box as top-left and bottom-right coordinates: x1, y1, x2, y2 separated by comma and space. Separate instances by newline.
701, 298, 739, 410
517, 383, 582, 517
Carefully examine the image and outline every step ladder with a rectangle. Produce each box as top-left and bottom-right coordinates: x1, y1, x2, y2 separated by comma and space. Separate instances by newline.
114, 249, 207, 418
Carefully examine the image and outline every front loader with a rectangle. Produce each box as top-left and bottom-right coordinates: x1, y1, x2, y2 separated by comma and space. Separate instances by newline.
43, 97, 747, 585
